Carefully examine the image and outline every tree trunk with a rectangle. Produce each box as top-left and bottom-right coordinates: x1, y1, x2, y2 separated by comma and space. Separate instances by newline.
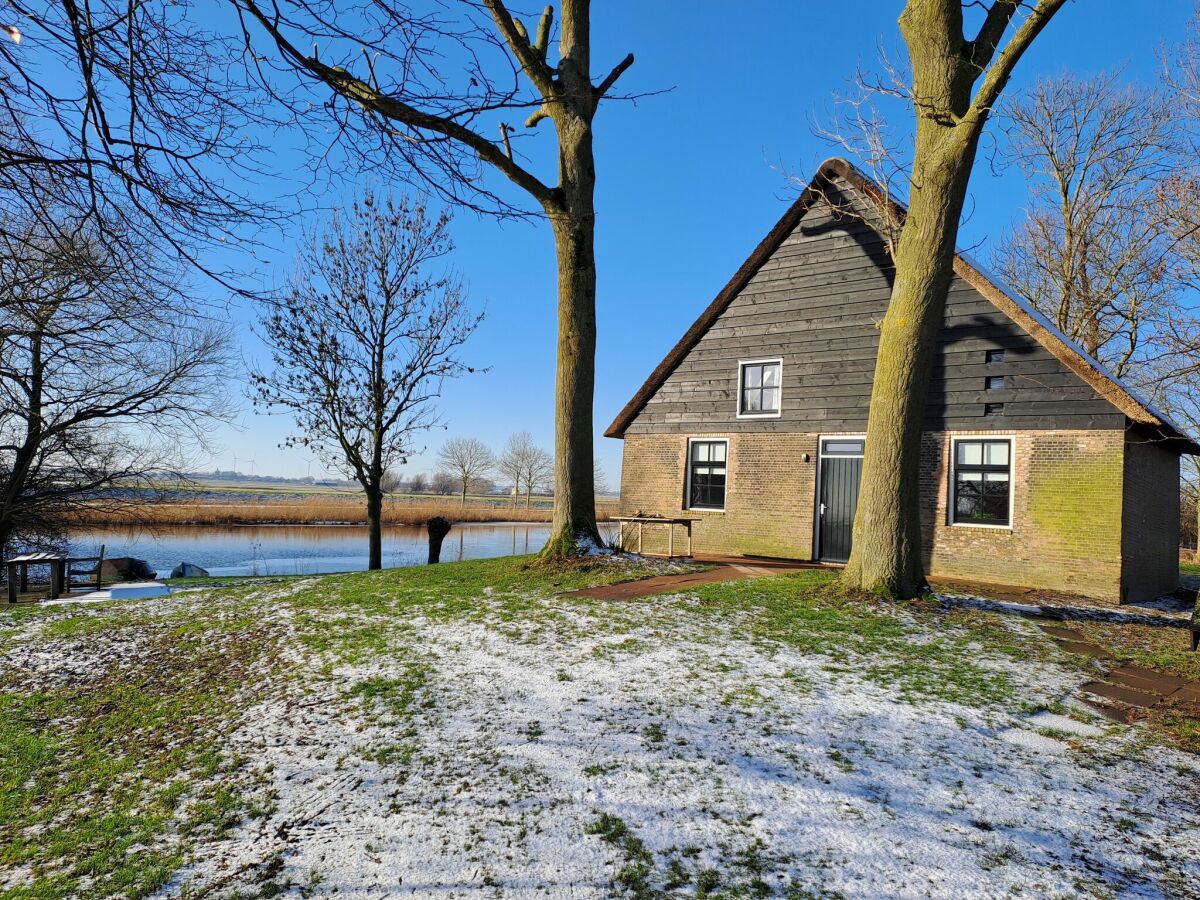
539, 115, 601, 558
840, 137, 982, 597
366, 487, 383, 570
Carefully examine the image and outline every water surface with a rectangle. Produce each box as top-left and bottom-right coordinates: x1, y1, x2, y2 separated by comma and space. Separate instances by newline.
68, 523, 615, 578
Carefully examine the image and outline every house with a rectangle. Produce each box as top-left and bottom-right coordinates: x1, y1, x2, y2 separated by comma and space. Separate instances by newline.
606, 158, 1197, 604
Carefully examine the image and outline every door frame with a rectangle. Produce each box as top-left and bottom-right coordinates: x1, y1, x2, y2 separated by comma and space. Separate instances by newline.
813, 434, 866, 562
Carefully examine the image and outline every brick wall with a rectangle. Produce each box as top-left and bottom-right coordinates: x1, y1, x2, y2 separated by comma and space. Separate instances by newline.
619, 427, 1171, 603
619, 433, 817, 559
1121, 435, 1180, 601
921, 429, 1126, 602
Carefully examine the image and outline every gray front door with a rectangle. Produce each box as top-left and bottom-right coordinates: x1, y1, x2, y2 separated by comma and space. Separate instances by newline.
817, 438, 864, 563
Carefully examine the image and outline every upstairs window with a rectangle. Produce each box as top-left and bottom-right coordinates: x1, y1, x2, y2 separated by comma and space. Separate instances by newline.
738, 360, 781, 417
952, 438, 1012, 527
687, 439, 727, 510
986, 349, 1007, 364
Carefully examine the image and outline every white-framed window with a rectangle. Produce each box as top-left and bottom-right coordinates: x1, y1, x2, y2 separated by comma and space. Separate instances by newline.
737, 359, 782, 418
686, 438, 728, 511
950, 436, 1014, 528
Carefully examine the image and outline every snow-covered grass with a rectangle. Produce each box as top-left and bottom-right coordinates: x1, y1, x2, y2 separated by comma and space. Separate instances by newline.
3, 557, 1199, 898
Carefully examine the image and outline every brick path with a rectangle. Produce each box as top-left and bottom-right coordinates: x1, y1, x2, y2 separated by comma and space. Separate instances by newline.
1039, 623, 1200, 724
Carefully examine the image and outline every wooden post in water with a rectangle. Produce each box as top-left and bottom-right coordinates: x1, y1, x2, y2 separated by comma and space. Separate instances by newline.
427, 516, 452, 564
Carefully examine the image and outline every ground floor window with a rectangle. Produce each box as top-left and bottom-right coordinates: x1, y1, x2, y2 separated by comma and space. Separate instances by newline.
952, 438, 1012, 527
687, 439, 727, 510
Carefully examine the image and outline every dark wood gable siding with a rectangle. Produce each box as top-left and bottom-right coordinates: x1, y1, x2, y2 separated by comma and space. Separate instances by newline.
624, 178, 1124, 436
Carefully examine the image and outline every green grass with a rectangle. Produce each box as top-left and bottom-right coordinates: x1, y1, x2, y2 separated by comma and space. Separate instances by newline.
0, 600, 282, 899
0, 552, 1156, 897
687, 571, 1046, 706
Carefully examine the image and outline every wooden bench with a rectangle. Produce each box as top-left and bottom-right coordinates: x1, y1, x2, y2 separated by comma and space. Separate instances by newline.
612, 516, 699, 559
4, 546, 105, 603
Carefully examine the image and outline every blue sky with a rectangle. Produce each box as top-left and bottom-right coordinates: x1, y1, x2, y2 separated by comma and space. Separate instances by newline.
201, 1, 1195, 485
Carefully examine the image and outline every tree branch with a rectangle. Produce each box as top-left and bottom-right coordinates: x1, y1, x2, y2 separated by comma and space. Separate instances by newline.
969, 0, 1069, 120
481, 0, 558, 100
237, 0, 558, 209
595, 53, 635, 100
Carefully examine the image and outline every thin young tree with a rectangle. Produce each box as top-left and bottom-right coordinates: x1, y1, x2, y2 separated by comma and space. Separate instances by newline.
253, 193, 482, 570
231, 0, 637, 558
498, 432, 534, 506
841, 0, 1068, 598
0, 217, 231, 559
437, 439, 495, 506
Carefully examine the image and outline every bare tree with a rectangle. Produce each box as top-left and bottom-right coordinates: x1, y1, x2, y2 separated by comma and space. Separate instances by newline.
0, 2, 280, 285
593, 460, 611, 497
430, 471, 457, 496
837, 0, 1068, 599
409, 472, 428, 494
498, 431, 553, 508
380, 468, 405, 494
253, 193, 482, 570
0, 216, 231, 559
496, 433, 529, 504
437, 438, 495, 506
231, 0, 637, 558
994, 71, 1184, 376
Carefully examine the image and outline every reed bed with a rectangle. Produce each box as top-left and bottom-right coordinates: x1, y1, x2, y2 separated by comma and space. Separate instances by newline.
69, 495, 620, 527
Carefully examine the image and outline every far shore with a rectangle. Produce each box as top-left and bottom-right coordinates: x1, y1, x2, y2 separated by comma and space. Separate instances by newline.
67, 495, 619, 528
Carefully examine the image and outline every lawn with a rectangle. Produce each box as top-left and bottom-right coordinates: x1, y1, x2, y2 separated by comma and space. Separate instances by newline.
1, 556, 1198, 898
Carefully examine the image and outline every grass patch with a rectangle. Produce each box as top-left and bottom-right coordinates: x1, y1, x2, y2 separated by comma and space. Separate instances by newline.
688, 571, 1043, 706
0, 604, 282, 898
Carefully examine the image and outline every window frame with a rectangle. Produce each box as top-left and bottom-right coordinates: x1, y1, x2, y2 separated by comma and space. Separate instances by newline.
685, 437, 729, 512
736, 358, 783, 419
948, 435, 1015, 530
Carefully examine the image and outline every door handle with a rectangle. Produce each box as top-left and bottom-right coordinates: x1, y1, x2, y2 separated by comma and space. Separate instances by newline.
819, 503, 826, 516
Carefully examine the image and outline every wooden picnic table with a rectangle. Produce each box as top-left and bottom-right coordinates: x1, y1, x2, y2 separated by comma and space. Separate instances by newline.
4, 548, 104, 604
612, 516, 700, 559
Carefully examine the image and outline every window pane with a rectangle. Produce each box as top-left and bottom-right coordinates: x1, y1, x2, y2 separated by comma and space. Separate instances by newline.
744, 365, 762, 388
984, 441, 1009, 466
761, 387, 779, 412
823, 440, 864, 455
958, 442, 982, 466
981, 475, 1010, 522
958, 471, 983, 482
743, 389, 761, 412
955, 475, 982, 520
761, 363, 779, 387
711, 442, 726, 462
694, 442, 710, 462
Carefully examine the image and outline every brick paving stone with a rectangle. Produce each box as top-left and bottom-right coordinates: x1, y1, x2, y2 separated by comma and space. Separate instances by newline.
1081, 681, 1160, 708
1108, 665, 1188, 695
1039, 624, 1085, 641
1056, 640, 1114, 660
1080, 698, 1146, 724
1171, 683, 1200, 703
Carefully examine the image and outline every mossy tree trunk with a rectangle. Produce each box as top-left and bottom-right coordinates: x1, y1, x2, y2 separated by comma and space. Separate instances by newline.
841, 0, 1067, 598
542, 112, 601, 555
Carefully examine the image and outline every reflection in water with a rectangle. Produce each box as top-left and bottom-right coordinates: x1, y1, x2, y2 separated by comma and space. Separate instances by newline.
68, 522, 615, 578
